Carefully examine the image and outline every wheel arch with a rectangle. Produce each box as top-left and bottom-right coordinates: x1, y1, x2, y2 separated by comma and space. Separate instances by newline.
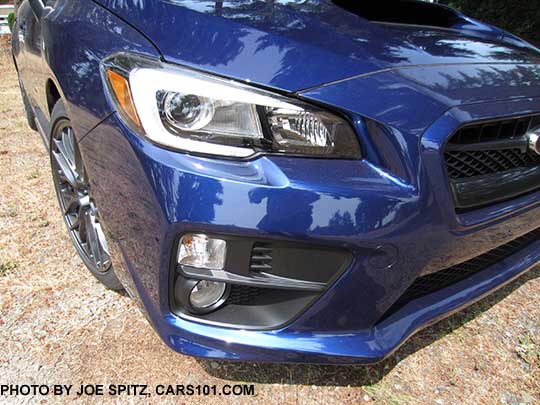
46, 78, 62, 115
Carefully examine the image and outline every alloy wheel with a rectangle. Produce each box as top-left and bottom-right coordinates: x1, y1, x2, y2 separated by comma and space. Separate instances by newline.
50, 122, 112, 273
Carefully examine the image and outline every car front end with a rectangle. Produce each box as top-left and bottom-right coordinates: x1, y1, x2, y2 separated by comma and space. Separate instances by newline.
13, 0, 540, 363
84, 56, 540, 363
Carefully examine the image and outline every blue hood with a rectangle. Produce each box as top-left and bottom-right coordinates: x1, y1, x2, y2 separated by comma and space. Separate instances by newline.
94, 0, 540, 92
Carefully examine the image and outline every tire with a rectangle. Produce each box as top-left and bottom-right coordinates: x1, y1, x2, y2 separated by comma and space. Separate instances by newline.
17, 77, 37, 131
49, 100, 123, 290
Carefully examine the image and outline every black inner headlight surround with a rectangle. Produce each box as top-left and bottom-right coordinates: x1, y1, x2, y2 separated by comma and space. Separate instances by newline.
102, 53, 361, 159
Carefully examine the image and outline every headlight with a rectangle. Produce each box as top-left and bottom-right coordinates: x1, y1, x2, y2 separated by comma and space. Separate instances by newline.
101, 53, 361, 159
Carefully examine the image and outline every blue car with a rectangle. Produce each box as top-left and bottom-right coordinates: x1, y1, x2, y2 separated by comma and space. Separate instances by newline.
12, 0, 540, 364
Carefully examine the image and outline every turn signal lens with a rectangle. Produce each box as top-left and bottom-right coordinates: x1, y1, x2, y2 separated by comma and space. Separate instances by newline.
106, 69, 141, 128
178, 234, 227, 270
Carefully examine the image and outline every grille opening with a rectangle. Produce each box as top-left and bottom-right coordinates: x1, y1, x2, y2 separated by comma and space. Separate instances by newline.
381, 227, 540, 320
227, 285, 263, 306
445, 149, 540, 179
444, 115, 540, 210
332, 0, 461, 28
448, 116, 532, 147
249, 243, 272, 272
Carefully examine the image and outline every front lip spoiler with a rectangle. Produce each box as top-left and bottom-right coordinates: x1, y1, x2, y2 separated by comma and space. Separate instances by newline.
156, 235, 540, 364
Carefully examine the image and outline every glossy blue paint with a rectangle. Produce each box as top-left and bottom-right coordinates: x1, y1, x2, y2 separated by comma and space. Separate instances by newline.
13, 0, 159, 142
94, 0, 540, 92
79, 102, 540, 362
12, 0, 540, 363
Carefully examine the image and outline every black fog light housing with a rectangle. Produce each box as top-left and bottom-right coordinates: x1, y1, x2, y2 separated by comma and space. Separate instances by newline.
175, 277, 230, 314
171, 233, 353, 328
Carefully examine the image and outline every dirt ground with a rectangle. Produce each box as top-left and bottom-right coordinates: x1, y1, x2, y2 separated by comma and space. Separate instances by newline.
0, 37, 539, 404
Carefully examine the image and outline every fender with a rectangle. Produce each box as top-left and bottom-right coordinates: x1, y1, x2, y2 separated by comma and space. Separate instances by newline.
38, 0, 160, 142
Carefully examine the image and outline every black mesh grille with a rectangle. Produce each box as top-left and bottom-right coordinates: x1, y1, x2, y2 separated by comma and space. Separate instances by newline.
444, 116, 539, 180
445, 149, 540, 179
226, 285, 262, 305
384, 227, 540, 317
224, 244, 273, 306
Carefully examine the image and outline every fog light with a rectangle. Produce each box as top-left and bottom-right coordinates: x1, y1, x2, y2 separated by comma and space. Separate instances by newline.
189, 280, 228, 311
175, 277, 230, 314
178, 234, 226, 270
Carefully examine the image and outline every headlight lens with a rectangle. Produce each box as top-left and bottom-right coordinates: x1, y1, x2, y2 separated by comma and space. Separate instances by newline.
161, 92, 215, 131
102, 53, 360, 159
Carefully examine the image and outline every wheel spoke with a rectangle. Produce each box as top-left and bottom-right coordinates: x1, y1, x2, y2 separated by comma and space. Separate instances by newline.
52, 148, 78, 188
52, 123, 112, 274
69, 216, 80, 231
52, 127, 87, 190
56, 169, 72, 186
63, 194, 89, 216
84, 211, 102, 267
83, 209, 110, 270
58, 184, 75, 202
63, 195, 79, 216
94, 220, 111, 266
64, 128, 76, 164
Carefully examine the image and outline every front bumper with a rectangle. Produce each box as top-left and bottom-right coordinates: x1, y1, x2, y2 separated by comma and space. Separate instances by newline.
78, 97, 540, 364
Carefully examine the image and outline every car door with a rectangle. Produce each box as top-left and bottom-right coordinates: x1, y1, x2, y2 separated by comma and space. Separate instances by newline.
12, 0, 33, 87
14, 0, 53, 133
19, 1, 44, 107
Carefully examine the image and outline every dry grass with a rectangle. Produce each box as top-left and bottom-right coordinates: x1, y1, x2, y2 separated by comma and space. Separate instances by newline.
0, 38, 539, 404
